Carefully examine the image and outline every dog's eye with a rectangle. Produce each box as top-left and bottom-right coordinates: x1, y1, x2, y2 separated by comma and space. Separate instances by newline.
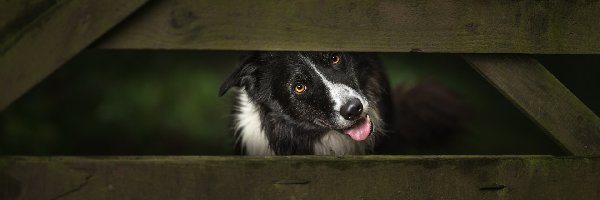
294, 84, 306, 93
331, 55, 341, 65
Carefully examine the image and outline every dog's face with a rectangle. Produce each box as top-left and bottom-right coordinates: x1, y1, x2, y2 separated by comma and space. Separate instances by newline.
220, 52, 375, 141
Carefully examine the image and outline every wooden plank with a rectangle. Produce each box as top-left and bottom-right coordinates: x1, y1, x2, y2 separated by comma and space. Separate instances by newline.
0, 0, 149, 111
0, 0, 54, 35
463, 54, 600, 156
1, 156, 599, 199
96, 0, 600, 53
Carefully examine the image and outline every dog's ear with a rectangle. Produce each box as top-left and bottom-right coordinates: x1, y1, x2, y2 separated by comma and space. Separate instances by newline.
218, 54, 258, 97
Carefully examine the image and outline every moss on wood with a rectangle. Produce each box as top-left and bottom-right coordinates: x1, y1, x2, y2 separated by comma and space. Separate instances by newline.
1, 156, 599, 199
97, 0, 600, 54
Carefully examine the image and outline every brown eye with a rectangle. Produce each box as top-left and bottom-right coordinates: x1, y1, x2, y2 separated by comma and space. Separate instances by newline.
294, 84, 306, 93
331, 55, 341, 65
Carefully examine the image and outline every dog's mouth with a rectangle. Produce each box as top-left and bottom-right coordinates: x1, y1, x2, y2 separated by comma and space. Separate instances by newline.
341, 115, 372, 141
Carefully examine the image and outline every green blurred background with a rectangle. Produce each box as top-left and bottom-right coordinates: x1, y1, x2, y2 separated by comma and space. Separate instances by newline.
0, 50, 597, 155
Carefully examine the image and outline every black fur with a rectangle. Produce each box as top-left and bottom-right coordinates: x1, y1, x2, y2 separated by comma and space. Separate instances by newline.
219, 52, 463, 155
375, 81, 467, 154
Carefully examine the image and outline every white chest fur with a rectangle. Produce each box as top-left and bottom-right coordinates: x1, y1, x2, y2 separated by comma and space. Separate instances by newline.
234, 90, 274, 155
313, 131, 369, 155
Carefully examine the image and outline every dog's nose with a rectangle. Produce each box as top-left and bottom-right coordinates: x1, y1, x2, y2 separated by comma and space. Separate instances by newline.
340, 98, 363, 120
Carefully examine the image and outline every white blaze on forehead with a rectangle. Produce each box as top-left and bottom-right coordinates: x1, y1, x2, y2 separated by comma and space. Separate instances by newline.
298, 54, 369, 125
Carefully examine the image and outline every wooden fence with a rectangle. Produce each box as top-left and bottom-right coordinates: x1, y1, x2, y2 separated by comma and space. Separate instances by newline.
1, 0, 600, 199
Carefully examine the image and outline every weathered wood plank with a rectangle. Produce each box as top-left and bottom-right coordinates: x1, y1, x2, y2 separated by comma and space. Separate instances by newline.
0, 0, 53, 36
1, 156, 599, 199
96, 0, 600, 53
0, 0, 149, 111
463, 54, 600, 156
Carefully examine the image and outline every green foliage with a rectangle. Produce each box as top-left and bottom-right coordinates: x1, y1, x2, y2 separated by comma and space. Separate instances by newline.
0, 50, 238, 155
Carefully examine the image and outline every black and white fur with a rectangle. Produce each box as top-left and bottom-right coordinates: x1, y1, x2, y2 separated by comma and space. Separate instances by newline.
219, 52, 391, 155
219, 52, 464, 155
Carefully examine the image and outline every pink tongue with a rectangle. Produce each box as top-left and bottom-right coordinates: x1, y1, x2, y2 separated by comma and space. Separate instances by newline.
343, 115, 371, 141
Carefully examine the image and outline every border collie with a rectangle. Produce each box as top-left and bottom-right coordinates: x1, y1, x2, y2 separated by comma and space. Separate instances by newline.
219, 52, 463, 155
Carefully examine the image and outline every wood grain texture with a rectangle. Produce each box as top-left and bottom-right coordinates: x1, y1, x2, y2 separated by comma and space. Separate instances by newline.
1, 156, 600, 199
0, 0, 54, 39
0, 0, 149, 111
463, 54, 600, 156
96, 0, 600, 53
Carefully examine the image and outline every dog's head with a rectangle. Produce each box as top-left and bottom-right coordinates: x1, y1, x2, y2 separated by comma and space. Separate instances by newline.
219, 52, 378, 141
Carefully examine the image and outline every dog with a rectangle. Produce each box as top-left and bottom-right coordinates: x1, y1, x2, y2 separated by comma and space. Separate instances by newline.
219, 52, 463, 155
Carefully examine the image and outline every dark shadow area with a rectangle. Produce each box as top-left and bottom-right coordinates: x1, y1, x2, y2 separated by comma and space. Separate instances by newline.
1, 50, 596, 155
535, 55, 600, 116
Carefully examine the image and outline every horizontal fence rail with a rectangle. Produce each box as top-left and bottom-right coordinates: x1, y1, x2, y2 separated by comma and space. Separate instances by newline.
96, 0, 600, 54
1, 156, 600, 199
